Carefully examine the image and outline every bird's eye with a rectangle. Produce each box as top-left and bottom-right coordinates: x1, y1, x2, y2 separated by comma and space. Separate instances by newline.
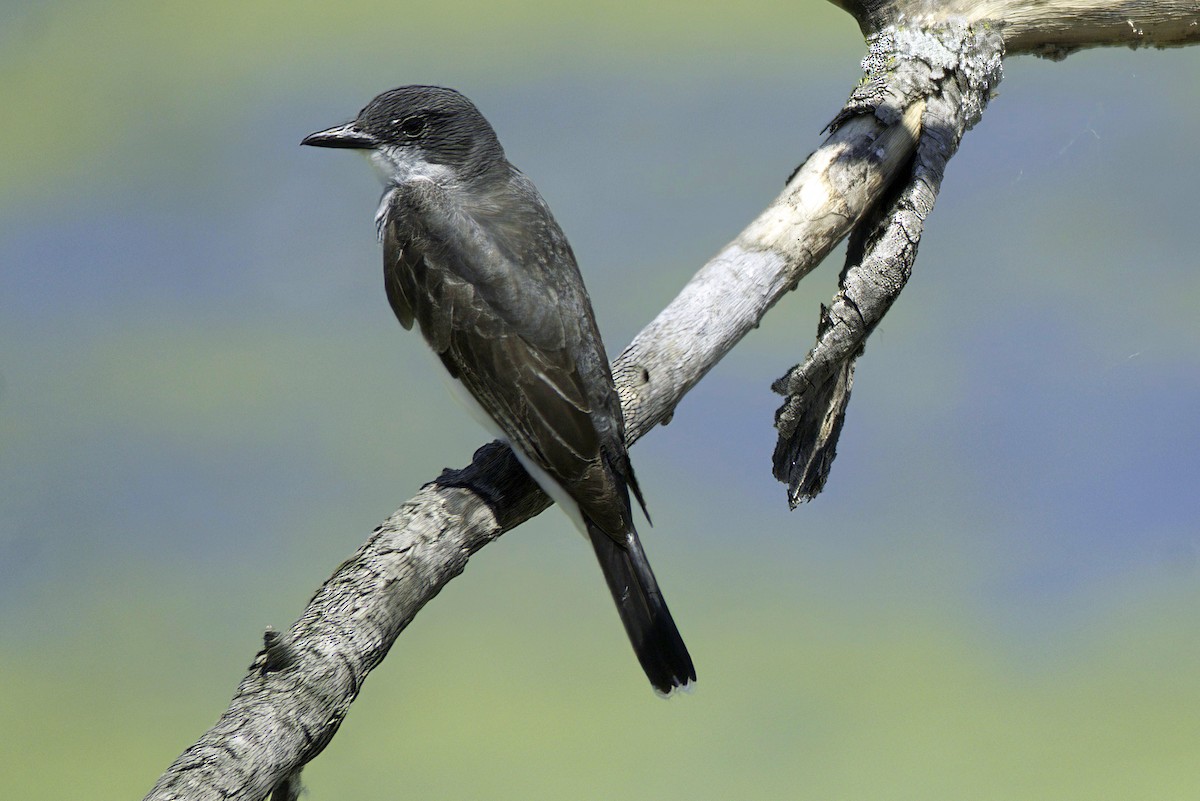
398, 116, 428, 138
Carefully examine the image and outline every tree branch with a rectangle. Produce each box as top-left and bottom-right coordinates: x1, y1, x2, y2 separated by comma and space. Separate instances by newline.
144, 86, 924, 801
832, 0, 1200, 57
145, 1, 1198, 798
773, 0, 1197, 500
772, 23, 1004, 505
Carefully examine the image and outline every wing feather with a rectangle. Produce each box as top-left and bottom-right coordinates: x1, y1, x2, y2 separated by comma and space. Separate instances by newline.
381, 181, 631, 538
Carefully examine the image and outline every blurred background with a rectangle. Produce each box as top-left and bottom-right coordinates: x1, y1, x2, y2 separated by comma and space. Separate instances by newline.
2, 2, 1198, 798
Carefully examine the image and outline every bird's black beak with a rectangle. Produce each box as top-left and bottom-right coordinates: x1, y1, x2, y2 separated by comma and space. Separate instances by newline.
301, 122, 377, 149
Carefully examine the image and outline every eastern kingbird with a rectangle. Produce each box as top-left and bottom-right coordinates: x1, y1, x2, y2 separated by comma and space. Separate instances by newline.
303, 86, 695, 696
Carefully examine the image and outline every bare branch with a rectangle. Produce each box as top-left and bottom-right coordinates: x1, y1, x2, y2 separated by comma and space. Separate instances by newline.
144, 81, 925, 801
772, 23, 1004, 506
833, 0, 1200, 56
611, 107, 922, 426
144, 445, 540, 801
146, 1, 1198, 797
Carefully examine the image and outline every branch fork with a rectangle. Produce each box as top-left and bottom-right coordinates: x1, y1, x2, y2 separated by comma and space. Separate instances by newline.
145, 2, 1198, 797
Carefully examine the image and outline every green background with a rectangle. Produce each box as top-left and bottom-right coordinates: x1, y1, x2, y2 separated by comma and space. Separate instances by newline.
2, 2, 1198, 798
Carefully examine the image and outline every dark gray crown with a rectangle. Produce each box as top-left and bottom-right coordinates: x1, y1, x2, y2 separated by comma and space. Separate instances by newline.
356, 85, 505, 175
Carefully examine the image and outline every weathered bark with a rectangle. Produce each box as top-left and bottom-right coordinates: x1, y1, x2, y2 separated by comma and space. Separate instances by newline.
145, 1, 1200, 798
832, 0, 1200, 57
772, 23, 1004, 505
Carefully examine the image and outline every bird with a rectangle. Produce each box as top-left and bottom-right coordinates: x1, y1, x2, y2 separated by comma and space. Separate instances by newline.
302, 85, 695, 696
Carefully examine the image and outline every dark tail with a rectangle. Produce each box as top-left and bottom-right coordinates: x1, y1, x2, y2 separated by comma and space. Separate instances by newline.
587, 522, 696, 696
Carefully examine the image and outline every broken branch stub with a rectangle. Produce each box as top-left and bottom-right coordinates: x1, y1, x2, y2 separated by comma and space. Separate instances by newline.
772, 23, 1005, 507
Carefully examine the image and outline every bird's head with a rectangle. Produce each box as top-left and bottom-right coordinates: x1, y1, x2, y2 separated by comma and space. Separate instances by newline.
302, 85, 505, 185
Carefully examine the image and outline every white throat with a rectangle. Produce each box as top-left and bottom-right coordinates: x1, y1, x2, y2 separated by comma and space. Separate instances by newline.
367, 146, 455, 187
